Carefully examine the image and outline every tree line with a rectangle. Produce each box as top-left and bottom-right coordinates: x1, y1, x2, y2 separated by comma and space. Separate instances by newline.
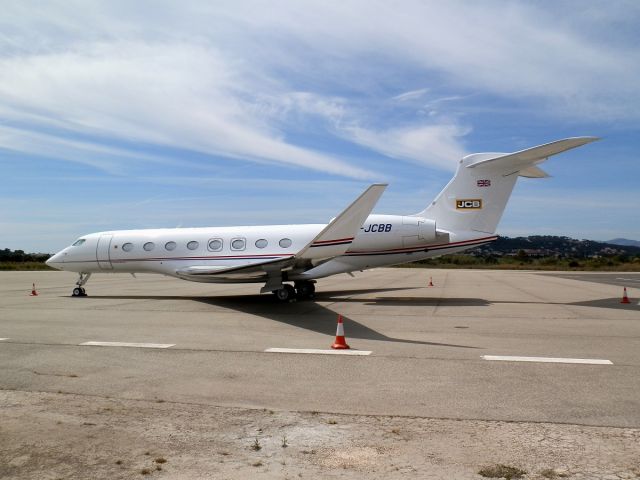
0, 248, 51, 263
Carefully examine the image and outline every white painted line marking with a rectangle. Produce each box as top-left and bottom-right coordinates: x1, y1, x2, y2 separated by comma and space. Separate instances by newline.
0, 338, 9, 341
482, 355, 612, 365
616, 278, 640, 283
265, 348, 372, 356
80, 341, 175, 349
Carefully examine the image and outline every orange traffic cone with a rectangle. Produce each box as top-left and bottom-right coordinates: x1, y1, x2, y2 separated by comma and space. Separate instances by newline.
428, 276, 434, 287
331, 315, 350, 350
30, 283, 38, 296
621, 287, 630, 304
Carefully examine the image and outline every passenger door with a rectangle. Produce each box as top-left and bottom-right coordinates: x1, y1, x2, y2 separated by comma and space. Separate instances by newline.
96, 234, 113, 270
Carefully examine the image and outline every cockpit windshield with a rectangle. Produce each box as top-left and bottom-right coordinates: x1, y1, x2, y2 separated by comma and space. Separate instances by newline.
72, 239, 86, 247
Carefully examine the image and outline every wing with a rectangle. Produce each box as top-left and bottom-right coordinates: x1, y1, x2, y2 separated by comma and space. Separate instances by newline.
174, 184, 387, 284
297, 183, 387, 260
175, 256, 295, 281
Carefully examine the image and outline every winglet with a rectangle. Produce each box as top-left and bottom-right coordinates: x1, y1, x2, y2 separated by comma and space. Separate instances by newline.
298, 184, 387, 260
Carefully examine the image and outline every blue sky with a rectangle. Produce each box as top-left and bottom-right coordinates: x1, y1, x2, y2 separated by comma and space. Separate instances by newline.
1, 1, 639, 252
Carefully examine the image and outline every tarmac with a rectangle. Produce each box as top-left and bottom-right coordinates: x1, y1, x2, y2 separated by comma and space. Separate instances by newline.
1, 268, 639, 478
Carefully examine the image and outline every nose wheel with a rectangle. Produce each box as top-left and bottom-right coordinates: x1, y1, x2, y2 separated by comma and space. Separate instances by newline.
72, 287, 87, 297
71, 273, 91, 297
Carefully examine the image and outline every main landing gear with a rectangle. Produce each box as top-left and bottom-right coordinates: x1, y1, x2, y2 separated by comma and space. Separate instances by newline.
272, 281, 316, 302
295, 280, 315, 299
71, 272, 91, 297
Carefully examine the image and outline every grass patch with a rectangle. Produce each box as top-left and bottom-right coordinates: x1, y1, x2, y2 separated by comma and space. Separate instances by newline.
401, 254, 640, 271
251, 461, 263, 467
250, 438, 261, 451
154, 457, 166, 464
0, 261, 54, 271
540, 469, 569, 478
140, 468, 151, 475
478, 464, 526, 479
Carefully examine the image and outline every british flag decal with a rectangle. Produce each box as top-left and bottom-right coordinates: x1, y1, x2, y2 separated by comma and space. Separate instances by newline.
477, 179, 491, 187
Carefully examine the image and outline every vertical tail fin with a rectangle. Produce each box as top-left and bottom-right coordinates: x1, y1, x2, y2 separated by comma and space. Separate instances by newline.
417, 137, 599, 234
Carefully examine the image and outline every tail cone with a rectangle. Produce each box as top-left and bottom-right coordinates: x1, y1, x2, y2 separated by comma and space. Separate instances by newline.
331, 315, 350, 350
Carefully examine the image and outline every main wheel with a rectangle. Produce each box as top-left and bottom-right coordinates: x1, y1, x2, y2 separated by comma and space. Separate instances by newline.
295, 281, 316, 299
274, 284, 296, 302
72, 287, 82, 297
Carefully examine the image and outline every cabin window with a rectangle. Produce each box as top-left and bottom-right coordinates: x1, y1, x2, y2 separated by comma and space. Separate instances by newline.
165, 241, 176, 251
143, 242, 155, 252
122, 242, 134, 252
279, 238, 292, 248
231, 238, 246, 251
208, 238, 223, 252
255, 239, 268, 249
187, 241, 199, 251
72, 239, 86, 247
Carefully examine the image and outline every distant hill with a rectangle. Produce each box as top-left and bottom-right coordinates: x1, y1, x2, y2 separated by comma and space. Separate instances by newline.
607, 238, 640, 248
473, 235, 640, 258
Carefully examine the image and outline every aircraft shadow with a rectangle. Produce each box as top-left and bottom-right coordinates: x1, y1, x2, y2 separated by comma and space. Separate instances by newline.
86, 286, 480, 349
490, 298, 639, 311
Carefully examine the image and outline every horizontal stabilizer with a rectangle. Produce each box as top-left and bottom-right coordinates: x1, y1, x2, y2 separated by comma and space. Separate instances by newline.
519, 166, 550, 178
466, 137, 599, 174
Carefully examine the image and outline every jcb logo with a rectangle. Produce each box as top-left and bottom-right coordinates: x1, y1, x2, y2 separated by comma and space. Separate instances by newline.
456, 199, 482, 210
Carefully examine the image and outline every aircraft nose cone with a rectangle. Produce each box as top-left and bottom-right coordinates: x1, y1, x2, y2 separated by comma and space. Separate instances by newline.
46, 252, 63, 270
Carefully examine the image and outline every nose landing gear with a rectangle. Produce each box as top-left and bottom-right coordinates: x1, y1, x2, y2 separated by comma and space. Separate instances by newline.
72, 287, 86, 297
71, 273, 91, 297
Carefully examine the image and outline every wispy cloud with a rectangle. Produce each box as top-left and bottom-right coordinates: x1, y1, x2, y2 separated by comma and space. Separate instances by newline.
3, 1, 635, 180
340, 123, 469, 171
392, 89, 429, 103
0, 41, 377, 179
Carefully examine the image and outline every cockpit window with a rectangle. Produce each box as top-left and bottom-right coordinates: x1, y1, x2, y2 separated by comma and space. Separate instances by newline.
72, 239, 86, 247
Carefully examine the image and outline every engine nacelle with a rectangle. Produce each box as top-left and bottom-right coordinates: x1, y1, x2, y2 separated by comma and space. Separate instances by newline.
398, 216, 437, 242
351, 214, 441, 251
419, 218, 437, 242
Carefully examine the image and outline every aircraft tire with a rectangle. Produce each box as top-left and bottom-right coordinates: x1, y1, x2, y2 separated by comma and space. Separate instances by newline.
295, 281, 315, 299
274, 284, 296, 302
72, 287, 82, 297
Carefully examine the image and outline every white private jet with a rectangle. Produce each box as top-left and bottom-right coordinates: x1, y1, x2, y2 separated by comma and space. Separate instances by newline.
47, 137, 598, 301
